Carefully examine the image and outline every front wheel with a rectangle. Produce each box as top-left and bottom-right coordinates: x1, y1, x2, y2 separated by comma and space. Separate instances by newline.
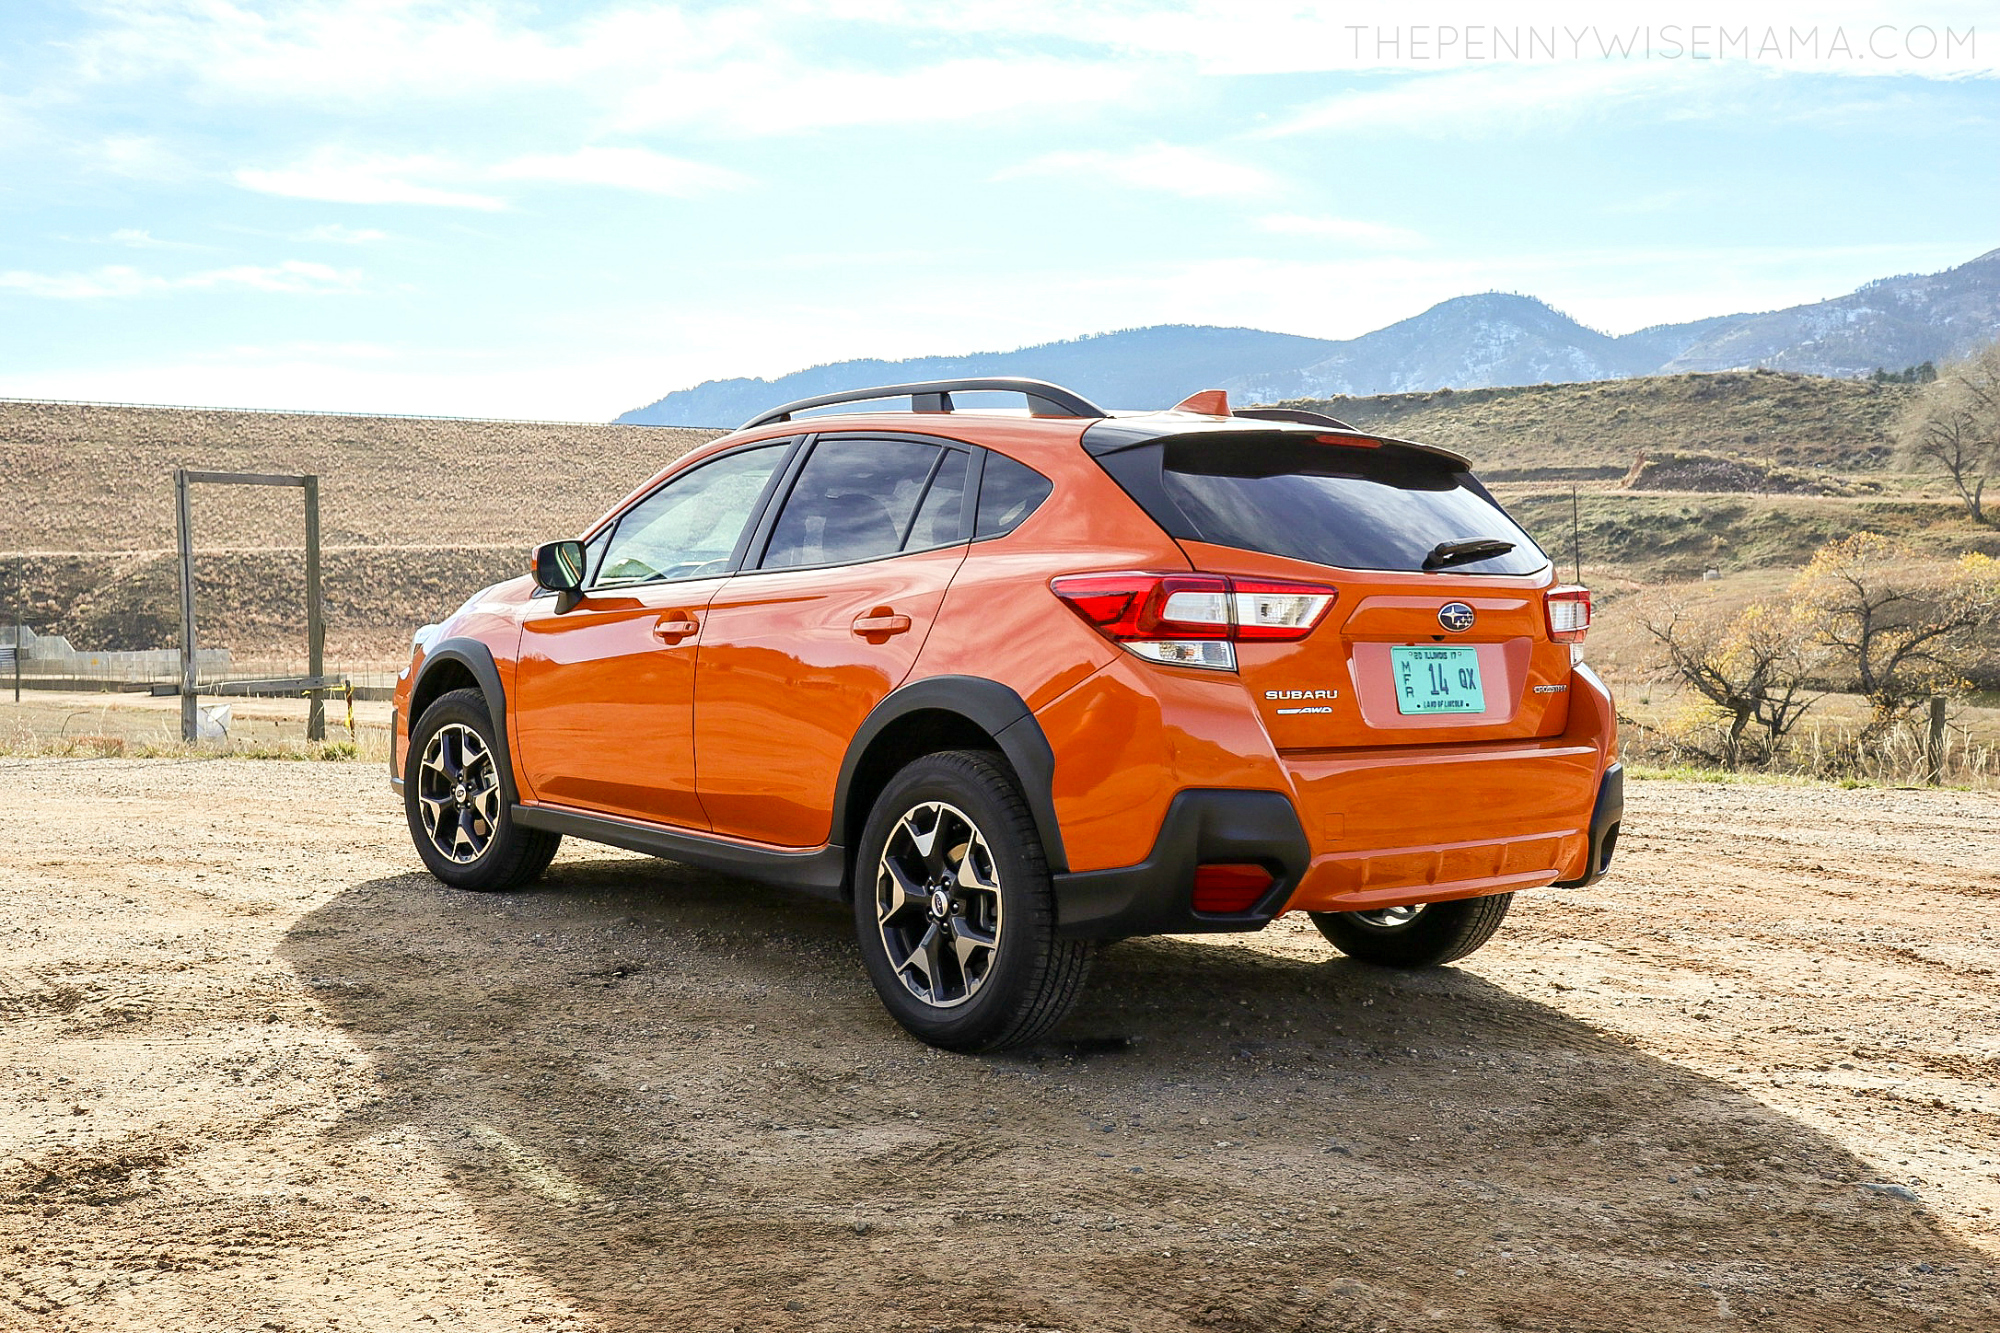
1309, 893, 1513, 968
852, 751, 1091, 1052
404, 688, 560, 892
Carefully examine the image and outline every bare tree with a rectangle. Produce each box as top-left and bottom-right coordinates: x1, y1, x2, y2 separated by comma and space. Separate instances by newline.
1644, 601, 1825, 768
1790, 534, 2000, 735
1900, 340, 2000, 525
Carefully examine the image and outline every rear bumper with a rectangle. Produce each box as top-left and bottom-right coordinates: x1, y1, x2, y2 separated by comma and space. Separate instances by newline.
1053, 789, 1310, 940
1048, 758, 1621, 941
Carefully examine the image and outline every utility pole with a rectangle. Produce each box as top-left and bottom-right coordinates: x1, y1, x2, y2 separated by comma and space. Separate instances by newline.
11, 613, 20, 704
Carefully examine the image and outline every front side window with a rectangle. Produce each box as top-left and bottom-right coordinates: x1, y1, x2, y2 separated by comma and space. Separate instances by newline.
596, 444, 788, 587
761, 437, 965, 569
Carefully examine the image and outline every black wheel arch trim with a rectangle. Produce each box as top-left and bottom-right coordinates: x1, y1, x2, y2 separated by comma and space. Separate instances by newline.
408, 638, 519, 807
831, 675, 1068, 879
1553, 761, 1623, 888
1052, 788, 1311, 941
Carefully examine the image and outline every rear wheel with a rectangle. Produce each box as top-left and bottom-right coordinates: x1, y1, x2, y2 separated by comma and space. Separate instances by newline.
404, 688, 560, 892
852, 751, 1090, 1052
1309, 893, 1512, 968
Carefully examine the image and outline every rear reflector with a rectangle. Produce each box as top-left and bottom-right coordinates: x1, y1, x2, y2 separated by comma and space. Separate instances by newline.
1545, 585, 1592, 643
1192, 863, 1274, 914
1051, 572, 1337, 672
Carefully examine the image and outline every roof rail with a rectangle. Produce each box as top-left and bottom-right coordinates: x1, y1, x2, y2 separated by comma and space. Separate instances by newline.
740, 377, 1106, 431
1232, 406, 1357, 430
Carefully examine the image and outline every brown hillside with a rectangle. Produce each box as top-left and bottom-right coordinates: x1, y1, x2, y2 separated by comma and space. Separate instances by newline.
1284, 369, 1918, 477
0, 401, 719, 553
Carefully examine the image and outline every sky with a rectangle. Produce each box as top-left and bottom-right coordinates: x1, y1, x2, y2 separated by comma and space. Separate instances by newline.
0, 0, 1996, 421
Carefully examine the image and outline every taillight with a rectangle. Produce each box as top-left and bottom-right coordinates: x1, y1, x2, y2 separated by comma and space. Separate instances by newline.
1546, 585, 1592, 643
1050, 573, 1337, 671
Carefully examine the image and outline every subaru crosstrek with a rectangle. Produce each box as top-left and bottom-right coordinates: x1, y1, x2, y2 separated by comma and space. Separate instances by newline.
392, 378, 1622, 1051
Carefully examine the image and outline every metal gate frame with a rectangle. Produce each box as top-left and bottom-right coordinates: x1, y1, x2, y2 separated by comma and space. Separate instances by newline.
173, 469, 327, 742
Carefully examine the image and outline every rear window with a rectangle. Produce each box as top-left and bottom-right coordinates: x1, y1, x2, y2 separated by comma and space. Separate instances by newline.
1101, 435, 1547, 576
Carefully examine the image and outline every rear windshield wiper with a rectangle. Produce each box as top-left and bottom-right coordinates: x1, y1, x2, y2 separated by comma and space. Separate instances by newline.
1423, 538, 1515, 571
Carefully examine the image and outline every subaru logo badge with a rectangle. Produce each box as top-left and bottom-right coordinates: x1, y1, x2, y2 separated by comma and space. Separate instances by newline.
1438, 602, 1476, 632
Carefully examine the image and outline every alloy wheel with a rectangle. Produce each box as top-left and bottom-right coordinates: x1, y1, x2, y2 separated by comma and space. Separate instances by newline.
417, 722, 502, 864
875, 801, 1004, 1009
1352, 903, 1427, 929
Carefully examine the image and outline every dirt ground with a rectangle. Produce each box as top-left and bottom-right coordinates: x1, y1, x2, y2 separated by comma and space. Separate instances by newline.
1, 760, 1996, 1332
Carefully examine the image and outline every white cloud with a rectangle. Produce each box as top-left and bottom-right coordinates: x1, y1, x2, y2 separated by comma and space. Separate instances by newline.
294, 224, 391, 244
235, 145, 747, 209
995, 144, 1284, 199
1258, 61, 1689, 139
235, 152, 508, 210
94, 134, 192, 181
610, 52, 1144, 136
1255, 214, 1425, 247
0, 260, 361, 300
105, 228, 209, 250
489, 146, 748, 196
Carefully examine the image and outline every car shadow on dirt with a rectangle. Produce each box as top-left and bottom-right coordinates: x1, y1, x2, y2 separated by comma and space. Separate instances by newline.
281, 855, 1999, 1333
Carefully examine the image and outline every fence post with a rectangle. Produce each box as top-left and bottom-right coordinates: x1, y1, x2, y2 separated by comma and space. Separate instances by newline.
12, 615, 19, 704
303, 474, 325, 742
175, 468, 198, 743
1926, 695, 1947, 786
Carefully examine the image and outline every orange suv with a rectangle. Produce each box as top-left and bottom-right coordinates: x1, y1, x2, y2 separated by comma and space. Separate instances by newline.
393, 378, 1621, 1050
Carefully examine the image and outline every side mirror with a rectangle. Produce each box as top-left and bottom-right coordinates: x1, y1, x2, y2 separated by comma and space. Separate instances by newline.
531, 540, 586, 613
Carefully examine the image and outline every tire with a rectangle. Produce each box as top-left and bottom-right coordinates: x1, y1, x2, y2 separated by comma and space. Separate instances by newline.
404, 687, 560, 892
1309, 893, 1513, 968
852, 750, 1091, 1052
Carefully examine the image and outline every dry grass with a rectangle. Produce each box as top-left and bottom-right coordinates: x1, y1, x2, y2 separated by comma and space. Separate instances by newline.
0, 732, 371, 762
1290, 368, 1920, 475
1614, 679, 2000, 789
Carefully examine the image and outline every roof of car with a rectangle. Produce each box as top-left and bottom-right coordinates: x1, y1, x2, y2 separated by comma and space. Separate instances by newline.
714, 376, 1472, 468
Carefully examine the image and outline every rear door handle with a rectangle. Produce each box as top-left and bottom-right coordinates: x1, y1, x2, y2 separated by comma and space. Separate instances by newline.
653, 614, 699, 643
852, 610, 912, 639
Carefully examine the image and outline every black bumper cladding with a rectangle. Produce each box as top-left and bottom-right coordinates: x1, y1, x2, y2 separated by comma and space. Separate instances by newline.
1555, 762, 1623, 889
1051, 789, 1311, 941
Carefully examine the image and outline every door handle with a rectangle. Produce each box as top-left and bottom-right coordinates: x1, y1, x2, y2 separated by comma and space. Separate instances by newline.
653, 614, 699, 643
852, 609, 912, 639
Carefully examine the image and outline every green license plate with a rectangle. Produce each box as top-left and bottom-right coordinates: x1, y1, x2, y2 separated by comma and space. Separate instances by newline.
1391, 645, 1486, 715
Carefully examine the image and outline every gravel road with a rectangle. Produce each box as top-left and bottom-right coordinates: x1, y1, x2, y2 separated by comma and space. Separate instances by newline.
2, 759, 1996, 1331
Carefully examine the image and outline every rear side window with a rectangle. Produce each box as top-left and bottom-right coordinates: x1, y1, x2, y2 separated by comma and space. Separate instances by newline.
762, 437, 966, 569
1103, 435, 1546, 575
976, 453, 1053, 538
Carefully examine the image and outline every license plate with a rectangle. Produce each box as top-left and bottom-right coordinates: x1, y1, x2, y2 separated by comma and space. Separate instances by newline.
1391, 645, 1485, 715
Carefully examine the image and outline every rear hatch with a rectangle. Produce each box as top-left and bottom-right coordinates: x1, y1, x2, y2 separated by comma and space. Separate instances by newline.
1087, 425, 1577, 751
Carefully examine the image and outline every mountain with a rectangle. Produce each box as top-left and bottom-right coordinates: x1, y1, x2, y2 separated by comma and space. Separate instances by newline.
616, 247, 2000, 426
617, 326, 1345, 428
1225, 293, 1662, 401
1659, 248, 2000, 377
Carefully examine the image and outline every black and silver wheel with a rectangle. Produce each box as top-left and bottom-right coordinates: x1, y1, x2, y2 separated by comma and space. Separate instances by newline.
853, 751, 1090, 1052
404, 688, 560, 892
1309, 893, 1512, 968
